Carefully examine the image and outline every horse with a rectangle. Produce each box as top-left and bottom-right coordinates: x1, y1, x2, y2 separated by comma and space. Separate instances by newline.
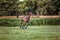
20, 12, 32, 29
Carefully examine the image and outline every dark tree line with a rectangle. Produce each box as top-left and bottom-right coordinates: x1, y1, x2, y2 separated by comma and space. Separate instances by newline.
0, 0, 60, 16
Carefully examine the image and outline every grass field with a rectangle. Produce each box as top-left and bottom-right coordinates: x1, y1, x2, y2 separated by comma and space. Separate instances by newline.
0, 25, 60, 40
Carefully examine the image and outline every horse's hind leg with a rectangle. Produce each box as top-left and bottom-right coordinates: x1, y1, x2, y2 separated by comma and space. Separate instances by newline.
21, 22, 28, 29
20, 20, 23, 29
20, 20, 28, 29
24, 23, 28, 29
21, 22, 26, 29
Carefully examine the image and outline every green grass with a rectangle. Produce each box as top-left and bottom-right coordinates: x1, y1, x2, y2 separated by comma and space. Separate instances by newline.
0, 18, 60, 26
0, 25, 60, 40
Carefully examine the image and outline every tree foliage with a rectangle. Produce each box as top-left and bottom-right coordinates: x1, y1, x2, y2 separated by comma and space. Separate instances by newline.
19, 0, 60, 15
0, 0, 60, 16
0, 0, 20, 16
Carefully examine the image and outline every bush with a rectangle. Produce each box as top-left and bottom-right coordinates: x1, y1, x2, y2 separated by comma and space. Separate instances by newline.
29, 18, 60, 25
0, 18, 21, 27
0, 18, 60, 27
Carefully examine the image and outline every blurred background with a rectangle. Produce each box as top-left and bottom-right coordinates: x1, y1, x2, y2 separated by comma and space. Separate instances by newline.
0, 0, 60, 16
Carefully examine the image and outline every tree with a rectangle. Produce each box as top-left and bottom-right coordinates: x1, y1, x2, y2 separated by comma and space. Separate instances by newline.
0, 0, 60, 16
0, 0, 20, 16
36, 0, 60, 15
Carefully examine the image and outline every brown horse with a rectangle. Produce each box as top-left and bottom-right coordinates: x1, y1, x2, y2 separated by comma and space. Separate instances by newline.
20, 12, 32, 29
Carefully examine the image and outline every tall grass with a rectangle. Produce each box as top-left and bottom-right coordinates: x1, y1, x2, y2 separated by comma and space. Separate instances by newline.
0, 18, 21, 27
29, 18, 60, 25
0, 18, 60, 26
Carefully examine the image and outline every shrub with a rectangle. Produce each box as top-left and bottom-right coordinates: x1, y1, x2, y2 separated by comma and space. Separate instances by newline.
29, 18, 60, 25
0, 18, 60, 27
0, 18, 21, 27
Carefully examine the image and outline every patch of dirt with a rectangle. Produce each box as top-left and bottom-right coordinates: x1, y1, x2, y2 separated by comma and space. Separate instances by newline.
0, 15, 59, 18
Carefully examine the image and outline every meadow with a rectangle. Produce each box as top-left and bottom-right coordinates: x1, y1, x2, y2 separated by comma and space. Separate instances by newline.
0, 25, 60, 40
